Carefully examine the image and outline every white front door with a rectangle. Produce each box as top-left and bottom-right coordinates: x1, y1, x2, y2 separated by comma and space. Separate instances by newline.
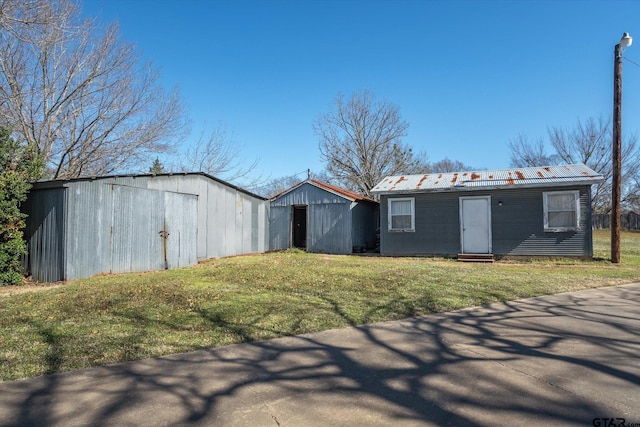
460, 196, 492, 254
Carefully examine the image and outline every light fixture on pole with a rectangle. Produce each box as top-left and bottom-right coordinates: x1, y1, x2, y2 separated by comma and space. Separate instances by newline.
612, 32, 632, 264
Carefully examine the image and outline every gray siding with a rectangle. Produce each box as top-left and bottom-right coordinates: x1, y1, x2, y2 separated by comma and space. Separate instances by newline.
22, 188, 66, 282
65, 180, 114, 279
380, 192, 461, 256
143, 174, 268, 259
269, 205, 291, 251
351, 201, 379, 250
308, 202, 352, 254
380, 186, 594, 257
24, 173, 268, 282
270, 182, 378, 254
491, 186, 593, 257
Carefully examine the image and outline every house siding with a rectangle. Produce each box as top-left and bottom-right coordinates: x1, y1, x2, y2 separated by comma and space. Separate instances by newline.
380, 192, 460, 256
491, 186, 592, 257
379, 185, 593, 257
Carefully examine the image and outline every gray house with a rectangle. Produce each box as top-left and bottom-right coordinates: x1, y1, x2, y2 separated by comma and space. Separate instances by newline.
23, 173, 269, 282
371, 164, 603, 259
270, 179, 379, 254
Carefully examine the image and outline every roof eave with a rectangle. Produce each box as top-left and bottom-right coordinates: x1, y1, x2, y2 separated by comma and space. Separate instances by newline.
371, 179, 604, 196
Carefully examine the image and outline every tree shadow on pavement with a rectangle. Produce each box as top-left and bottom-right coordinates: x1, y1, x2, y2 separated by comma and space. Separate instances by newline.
1, 284, 639, 426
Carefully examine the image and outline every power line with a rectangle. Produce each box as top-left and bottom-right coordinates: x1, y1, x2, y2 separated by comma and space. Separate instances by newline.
623, 57, 640, 68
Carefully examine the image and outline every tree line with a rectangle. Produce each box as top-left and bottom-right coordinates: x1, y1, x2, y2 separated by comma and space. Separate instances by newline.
2, 0, 637, 285
508, 115, 640, 214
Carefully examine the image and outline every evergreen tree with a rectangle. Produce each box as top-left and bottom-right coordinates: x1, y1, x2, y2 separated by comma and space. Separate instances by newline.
0, 129, 43, 285
149, 158, 165, 174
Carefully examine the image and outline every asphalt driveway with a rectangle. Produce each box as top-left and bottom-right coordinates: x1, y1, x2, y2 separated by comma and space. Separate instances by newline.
1, 283, 639, 426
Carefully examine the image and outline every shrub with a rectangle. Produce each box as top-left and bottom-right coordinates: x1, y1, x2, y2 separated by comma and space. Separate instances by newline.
0, 129, 43, 285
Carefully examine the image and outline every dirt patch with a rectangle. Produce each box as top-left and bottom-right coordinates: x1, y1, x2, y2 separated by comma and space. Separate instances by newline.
0, 282, 65, 297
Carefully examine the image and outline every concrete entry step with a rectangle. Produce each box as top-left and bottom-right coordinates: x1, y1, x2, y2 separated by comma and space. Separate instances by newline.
457, 253, 494, 262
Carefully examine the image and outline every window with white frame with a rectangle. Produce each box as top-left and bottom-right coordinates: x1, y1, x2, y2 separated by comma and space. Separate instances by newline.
543, 190, 580, 231
388, 198, 415, 232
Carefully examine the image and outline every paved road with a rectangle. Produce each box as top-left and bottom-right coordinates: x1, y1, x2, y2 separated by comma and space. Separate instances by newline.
1, 283, 640, 426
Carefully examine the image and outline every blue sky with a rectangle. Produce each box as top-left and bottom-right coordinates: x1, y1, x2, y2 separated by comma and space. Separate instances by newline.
81, 0, 640, 184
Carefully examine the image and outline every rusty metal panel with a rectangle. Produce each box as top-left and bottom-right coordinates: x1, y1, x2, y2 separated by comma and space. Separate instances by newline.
372, 164, 604, 194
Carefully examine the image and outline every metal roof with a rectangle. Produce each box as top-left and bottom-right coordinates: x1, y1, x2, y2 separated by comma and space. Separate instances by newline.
271, 179, 377, 203
31, 171, 267, 200
371, 164, 604, 194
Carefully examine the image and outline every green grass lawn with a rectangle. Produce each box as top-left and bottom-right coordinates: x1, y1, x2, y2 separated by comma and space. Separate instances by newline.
1, 229, 639, 381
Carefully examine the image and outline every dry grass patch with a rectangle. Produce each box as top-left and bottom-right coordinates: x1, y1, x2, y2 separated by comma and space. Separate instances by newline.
1, 230, 639, 381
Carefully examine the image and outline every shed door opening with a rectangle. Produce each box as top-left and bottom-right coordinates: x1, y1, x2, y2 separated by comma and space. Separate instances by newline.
292, 205, 307, 249
460, 196, 492, 254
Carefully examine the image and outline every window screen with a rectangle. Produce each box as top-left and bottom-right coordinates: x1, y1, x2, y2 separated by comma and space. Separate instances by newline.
544, 191, 579, 231
389, 198, 414, 231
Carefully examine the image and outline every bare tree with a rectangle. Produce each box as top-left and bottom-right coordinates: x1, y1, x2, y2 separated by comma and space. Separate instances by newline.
508, 116, 640, 213
252, 170, 338, 199
508, 134, 559, 167
178, 123, 257, 182
0, 0, 188, 179
428, 158, 473, 173
314, 90, 421, 197
252, 174, 304, 199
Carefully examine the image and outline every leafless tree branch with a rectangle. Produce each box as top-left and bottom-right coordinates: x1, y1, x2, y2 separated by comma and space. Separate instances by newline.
508, 115, 640, 212
314, 90, 425, 196
0, 0, 188, 179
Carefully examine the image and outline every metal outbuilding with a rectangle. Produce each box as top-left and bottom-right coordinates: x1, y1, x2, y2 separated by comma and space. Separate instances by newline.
22, 173, 269, 282
269, 179, 379, 254
371, 164, 604, 259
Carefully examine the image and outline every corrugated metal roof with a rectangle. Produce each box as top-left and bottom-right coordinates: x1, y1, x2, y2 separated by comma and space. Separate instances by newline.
272, 179, 377, 203
309, 179, 376, 202
371, 164, 604, 194
31, 171, 268, 200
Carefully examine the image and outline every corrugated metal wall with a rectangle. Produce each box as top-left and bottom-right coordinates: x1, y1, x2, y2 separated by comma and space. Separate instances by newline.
163, 191, 198, 269
110, 185, 165, 274
22, 188, 66, 282
351, 201, 379, 251
143, 174, 268, 259
270, 182, 378, 254
65, 180, 113, 279
269, 205, 291, 251
108, 185, 198, 275
24, 173, 268, 282
308, 202, 351, 254
380, 186, 593, 257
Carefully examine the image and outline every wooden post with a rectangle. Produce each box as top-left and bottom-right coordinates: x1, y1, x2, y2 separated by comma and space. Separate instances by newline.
612, 43, 622, 263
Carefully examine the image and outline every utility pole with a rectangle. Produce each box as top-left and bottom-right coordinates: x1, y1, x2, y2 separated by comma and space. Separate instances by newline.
612, 32, 632, 264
